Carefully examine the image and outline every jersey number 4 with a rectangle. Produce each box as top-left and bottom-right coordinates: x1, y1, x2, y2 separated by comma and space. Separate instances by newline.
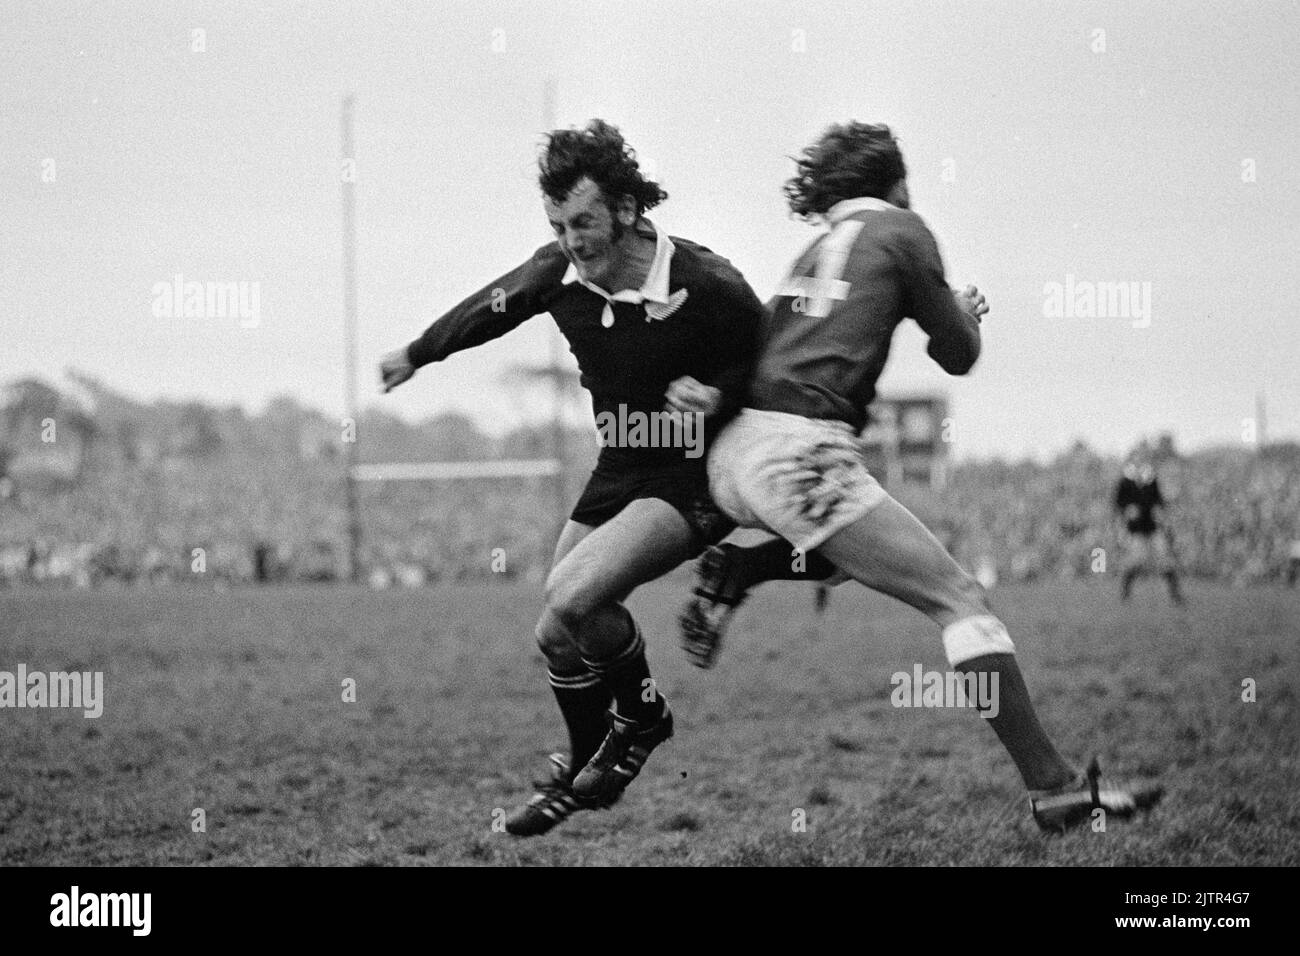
775, 219, 865, 318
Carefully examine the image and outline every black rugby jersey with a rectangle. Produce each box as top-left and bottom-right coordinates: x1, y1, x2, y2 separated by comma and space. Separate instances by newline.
1115, 473, 1165, 535
406, 220, 764, 466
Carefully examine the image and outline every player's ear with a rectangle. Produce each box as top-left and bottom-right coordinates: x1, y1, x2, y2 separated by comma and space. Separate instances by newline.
614, 194, 637, 226
886, 178, 910, 209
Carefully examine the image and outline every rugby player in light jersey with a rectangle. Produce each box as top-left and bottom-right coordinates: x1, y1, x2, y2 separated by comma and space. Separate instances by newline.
688, 122, 1163, 831
380, 120, 772, 835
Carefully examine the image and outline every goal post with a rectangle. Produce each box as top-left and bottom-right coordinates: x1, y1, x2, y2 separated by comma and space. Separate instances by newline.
351, 459, 560, 482
348, 458, 568, 585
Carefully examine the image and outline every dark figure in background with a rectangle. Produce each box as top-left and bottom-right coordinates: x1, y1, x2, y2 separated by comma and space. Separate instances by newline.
254, 542, 280, 584
1115, 452, 1185, 606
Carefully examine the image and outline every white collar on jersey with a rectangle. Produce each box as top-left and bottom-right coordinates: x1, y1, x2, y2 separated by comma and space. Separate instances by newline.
826, 196, 897, 223
562, 218, 676, 327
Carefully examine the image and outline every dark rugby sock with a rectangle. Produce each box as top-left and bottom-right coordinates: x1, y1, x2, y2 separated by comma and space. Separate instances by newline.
582, 611, 664, 726
731, 538, 837, 591
548, 668, 613, 771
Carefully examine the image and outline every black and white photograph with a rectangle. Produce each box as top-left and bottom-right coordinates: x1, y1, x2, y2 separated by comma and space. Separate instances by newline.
1, 0, 1295, 925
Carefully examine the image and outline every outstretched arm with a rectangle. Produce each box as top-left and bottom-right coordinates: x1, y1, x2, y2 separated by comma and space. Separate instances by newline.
381, 245, 566, 392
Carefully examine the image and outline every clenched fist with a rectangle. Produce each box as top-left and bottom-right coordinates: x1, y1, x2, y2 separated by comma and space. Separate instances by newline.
664, 376, 722, 417
379, 347, 416, 393
954, 284, 989, 322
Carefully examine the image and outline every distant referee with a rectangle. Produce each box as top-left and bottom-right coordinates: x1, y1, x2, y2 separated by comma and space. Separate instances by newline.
1115, 449, 1186, 606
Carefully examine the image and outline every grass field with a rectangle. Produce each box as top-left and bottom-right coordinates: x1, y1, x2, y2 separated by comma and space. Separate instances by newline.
2, 574, 1298, 866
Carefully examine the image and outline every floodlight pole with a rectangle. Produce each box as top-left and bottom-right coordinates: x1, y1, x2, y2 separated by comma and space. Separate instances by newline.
341, 94, 363, 583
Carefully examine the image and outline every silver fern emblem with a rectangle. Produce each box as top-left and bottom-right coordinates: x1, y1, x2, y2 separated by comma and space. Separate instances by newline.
644, 288, 688, 321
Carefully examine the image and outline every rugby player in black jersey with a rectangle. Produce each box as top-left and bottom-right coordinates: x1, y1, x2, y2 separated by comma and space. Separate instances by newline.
380, 120, 771, 834
1115, 447, 1186, 606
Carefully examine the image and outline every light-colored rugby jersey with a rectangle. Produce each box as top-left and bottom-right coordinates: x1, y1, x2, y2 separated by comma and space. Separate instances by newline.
748, 197, 982, 432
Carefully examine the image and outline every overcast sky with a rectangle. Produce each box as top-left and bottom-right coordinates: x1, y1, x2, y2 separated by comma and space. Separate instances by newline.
4, 0, 1297, 460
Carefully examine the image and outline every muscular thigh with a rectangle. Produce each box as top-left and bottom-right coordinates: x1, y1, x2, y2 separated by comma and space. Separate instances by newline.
548, 497, 697, 610
815, 494, 982, 624
550, 520, 597, 572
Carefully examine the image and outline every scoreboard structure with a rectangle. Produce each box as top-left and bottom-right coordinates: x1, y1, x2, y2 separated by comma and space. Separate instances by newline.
858, 393, 951, 489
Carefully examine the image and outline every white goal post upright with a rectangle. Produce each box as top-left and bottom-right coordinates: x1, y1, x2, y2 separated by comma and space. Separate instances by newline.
352, 460, 560, 483
341, 93, 363, 584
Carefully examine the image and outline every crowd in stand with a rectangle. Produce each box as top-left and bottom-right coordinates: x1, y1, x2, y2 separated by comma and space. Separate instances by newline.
3, 443, 1297, 589
3, 375, 1297, 589
905, 446, 1300, 586
0, 463, 557, 588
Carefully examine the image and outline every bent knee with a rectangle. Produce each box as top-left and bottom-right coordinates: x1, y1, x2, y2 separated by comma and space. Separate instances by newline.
950, 572, 990, 615
534, 610, 581, 665
543, 572, 599, 632
913, 568, 991, 624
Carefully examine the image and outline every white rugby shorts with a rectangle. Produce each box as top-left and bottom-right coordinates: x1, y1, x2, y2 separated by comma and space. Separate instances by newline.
708, 408, 889, 553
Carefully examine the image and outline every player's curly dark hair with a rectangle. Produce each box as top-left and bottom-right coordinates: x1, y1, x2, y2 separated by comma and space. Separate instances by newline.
784, 122, 907, 220
538, 119, 667, 216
